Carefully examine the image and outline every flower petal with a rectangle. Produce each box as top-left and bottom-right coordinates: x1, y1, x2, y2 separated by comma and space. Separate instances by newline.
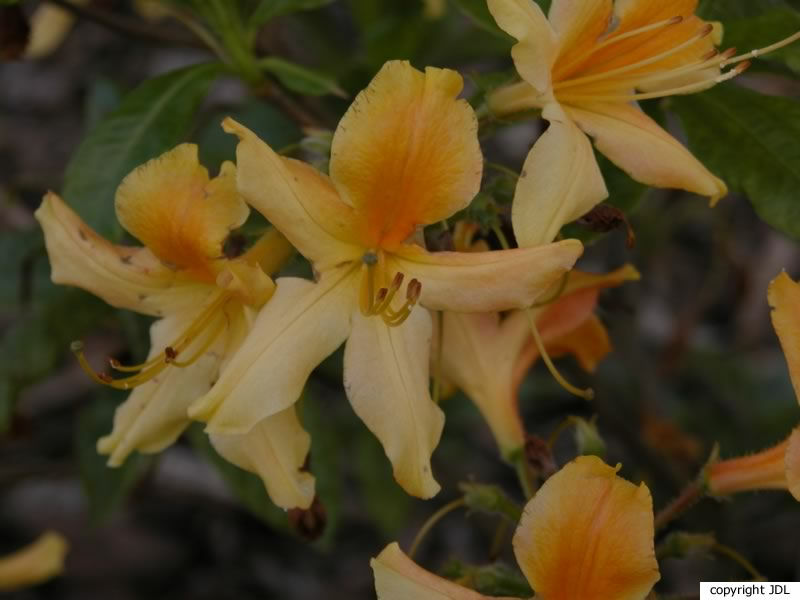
512, 103, 608, 247
329, 60, 483, 249
190, 267, 355, 433
222, 118, 363, 271
514, 456, 660, 600
392, 239, 583, 313
545, 315, 612, 372
372, 543, 497, 600
344, 307, 443, 498
565, 102, 727, 205
548, 0, 613, 75
115, 144, 248, 282
441, 311, 525, 457
0, 532, 68, 591
35, 192, 200, 318
786, 428, 800, 502
768, 271, 800, 402
97, 304, 233, 465
487, 0, 557, 95
210, 408, 315, 510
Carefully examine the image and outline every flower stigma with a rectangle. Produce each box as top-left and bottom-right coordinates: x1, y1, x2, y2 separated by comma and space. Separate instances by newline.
358, 251, 421, 327
71, 292, 234, 390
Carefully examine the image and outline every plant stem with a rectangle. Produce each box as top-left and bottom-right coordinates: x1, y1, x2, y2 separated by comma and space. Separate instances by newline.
653, 481, 704, 531
409, 497, 466, 559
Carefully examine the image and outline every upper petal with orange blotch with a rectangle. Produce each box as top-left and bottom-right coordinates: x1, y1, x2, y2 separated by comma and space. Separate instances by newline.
35, 192, 204, 318
115, 144, 248, 283
514, 456, 659, 600
768, 272, 800, 402
548, 0, 612, 75
329, 61, 483, 250
392, 239, 583, 313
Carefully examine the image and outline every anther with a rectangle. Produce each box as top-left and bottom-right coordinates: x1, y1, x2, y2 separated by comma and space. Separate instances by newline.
165, 346, 178, 362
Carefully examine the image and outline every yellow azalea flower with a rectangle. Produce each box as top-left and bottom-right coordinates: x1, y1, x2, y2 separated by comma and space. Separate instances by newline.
36, 144, 315, 510
189, 60, 584, 499
372, 455, 660, 600
708, 271, 800, 500
0, 532, 68, 591
439, 247, 639, 458
486, 0, 799, 247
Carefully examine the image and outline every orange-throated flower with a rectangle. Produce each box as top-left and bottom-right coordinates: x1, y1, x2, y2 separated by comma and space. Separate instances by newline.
0, 532, 68, 592
708, 272, 800, 500
372, 455, 660, 600
486, 0, 800, 247
438, 223, 638, 459
36, 144, 315, 509
188, 60, 584, 499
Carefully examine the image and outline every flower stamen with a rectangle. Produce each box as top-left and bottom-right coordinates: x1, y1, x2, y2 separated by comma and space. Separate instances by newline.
359, 253, 421, 327
72, 292, 231, 389
525, 308, 594, 401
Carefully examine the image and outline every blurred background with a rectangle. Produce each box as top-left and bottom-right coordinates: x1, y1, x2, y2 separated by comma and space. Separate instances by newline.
2, 0, 800, 598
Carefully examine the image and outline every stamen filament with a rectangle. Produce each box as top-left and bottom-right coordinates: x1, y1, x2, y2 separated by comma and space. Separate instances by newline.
359, 252, 379, 316
555, 24, 714, 91
372, 272, 404, 316
721, 30, 800, 67
525, 308, 594, 401
73, 292, 231, 389
558, 61, 750, 103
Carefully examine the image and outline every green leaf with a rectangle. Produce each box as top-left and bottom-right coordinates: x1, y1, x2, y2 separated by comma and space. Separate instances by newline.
76, 396, 153, 524
259, 57, 346, 97
0, 379, 13, 434
450, 0, 512, 40
671, 84, 800, 240
248, 0, 333, 27
698, 0, 787, 20
187, 424, 290, 532
194, 98, 301, 169
62, 62, 222, 239
720, 9, 800, 74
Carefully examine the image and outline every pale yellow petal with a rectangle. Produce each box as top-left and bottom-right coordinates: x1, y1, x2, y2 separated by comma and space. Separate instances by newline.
372, 543, 499, 600
210, 409, 315, 510
222, 118, 363, 271
25, 1, 83, 59
97, 304, 231, 465
565, 102, 726, 206
190, 267, 356, 433
344, 308, 443, 498
511, 102, 608, 247
441, 312, 524, 457
35, 192, 199, 318
116, 144, 248, 282
329, 60, 483, 249
0, 532, 68, 591
786, 428, 800, 502
768, 272, 800, 402
514, 456, 659, 600
487, 0, 557, 96
392, 240, 583, 313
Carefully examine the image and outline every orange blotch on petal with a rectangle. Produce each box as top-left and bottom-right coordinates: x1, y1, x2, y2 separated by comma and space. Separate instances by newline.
514, 455, 659, 600
329, 60, 482, 250
115, 144, 248, 282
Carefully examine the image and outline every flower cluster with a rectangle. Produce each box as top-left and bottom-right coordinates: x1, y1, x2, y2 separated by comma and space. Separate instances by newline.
28, 0, 800, 596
